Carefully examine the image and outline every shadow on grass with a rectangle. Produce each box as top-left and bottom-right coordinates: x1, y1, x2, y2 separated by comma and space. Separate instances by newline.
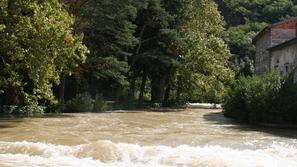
203, 112, 297, 139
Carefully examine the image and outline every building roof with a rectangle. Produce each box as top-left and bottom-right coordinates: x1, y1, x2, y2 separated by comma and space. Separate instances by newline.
253, 17, 297, 44
268, 38, 297, 52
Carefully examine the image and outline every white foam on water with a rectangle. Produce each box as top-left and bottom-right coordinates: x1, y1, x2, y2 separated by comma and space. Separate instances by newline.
0, 140, 297, 167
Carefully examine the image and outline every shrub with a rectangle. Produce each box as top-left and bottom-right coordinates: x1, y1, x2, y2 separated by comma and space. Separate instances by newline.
224, 71, 297, 124
151, 103, 161, 108
93, 94, 109, 112
64, 93, 109, 112
64, 93, 94, 112
0, 105, 44, 115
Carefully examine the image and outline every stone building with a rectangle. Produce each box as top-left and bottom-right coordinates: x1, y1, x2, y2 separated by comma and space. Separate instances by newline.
254, 17, 297, 78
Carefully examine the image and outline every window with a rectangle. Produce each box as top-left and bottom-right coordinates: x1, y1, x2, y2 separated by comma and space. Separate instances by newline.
285, 63, 290, 73
274, 65, 279, 69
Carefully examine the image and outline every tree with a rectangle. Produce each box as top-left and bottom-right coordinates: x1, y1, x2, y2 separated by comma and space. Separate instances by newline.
129, 0, 180, 103
127, 0, 233, 104
220, 0, 297, 26
0, 0, 87, 106
176, 0, 234, 103
61, 0, 235, 105
73, 0, 138, 100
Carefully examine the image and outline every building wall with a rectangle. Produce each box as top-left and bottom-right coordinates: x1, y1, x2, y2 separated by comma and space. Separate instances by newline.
255, 19, 297, 75
270, 44, 297, 76
255, 31, 271, 75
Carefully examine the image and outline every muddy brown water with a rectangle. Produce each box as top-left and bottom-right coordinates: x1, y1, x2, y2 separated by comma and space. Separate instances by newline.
0, 109, 296, 167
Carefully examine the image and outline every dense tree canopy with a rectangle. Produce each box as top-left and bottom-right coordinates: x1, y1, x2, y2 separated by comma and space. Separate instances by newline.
61, 0, 138, 101
0, 0, 234, 111
176, 0, 233, 103
221, 0, 297, 26
128, 0, 179, 103
0, 0, 87, 106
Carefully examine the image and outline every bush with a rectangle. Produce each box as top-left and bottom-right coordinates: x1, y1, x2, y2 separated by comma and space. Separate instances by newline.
64, 93, 109, 112
224, 71, 297, 124
0, 105, 44, 115
93, 94, 109, 112
64, 93, 94, 112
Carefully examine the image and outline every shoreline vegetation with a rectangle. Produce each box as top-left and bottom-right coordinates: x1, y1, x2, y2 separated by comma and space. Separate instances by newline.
0, 0, 232, 116
224, 72, 297, 126
1, 1, 297, 129
0, 102, 222, 115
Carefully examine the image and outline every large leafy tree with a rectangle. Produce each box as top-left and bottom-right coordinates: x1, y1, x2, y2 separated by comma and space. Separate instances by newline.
127, 0, 233, 104
0, 0, 87, 106
176, 0, 234, 103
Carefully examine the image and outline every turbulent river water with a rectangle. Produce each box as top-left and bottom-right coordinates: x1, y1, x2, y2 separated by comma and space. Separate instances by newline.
0, 109, 297, 167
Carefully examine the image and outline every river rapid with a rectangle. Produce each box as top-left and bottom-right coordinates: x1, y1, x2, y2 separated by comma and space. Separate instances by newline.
0, 109, 296, 167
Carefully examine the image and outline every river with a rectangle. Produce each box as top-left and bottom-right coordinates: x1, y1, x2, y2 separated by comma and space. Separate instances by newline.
0, 109, 296, 167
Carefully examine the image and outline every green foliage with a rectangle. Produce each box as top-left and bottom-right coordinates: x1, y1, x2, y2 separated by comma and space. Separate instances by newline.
0, 0, 236, 110
176, 0, 234, 103
224, 72, 297, 124
127, 0, 182, 103
228, 22, 267, 60
231, 57, 255, 77
68, 0, 138, 98
64, 93, 94, 112
62, 0, 235, 105
87, 57, 130, 87
64, 93, 108, 112
0, 105, 44, 115
80, 0, 138, 58
222, 0, 297, 26
227, 22, 266, 77
93, 94, 109, 112
0, 0, 87, 106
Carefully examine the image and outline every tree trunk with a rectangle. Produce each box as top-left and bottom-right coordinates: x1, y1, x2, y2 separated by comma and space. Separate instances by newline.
176, 78, 182, 102
128, 25, 148, 103
138, 70, 147, 105
8, 0, 13, 10
130, 24, 148, 67
164, 84, 171, 102
151, 73, 166, 104
58, 74, 66, 103
5, 86, 20, 105
163, 73, 172, 102
128, 72, 136, 101
75, 76, 80, 96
